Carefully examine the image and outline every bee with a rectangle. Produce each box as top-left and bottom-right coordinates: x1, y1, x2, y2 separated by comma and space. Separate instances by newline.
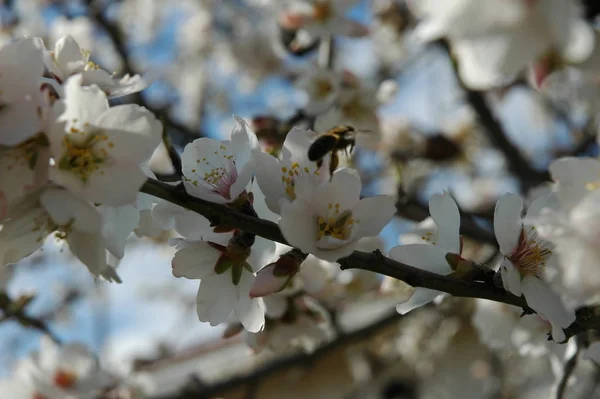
308, 125, 357, 178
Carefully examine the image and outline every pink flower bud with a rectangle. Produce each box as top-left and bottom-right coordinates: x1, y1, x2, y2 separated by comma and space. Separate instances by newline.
250, 255, 300, 298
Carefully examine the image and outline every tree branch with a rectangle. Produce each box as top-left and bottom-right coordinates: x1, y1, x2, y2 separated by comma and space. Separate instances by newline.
556, 340, 581, 399
154, 311, 403, 399
140, 178, 600, 342
0, 292, 61, 344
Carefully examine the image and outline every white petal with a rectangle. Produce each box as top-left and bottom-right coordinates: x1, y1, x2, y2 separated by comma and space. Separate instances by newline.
352, 195, 396, 238
98, 205, 139, 259
68, 232, 108, 276
279, 199, 318, 254
51, 35, 85, 78
521, 276, 575, 342
254, 151, 286, 214
236, 271, 266, 332
310, 168, 362, 216
396, 287, 443, 315
388, 243, 453, 275
429, 192, 461, 253
230, 115, 259, 165
60, 75, 109, 124
525, 192, 559, 221
549, 157, 600, 210
494, 193, 523, 255
50, 163, 147, 207
312, 242, 357, 262
40, 188, 102, 233
196, 274, 237, 326
171, 241, 221, 280
95, 105, 162, 163
500, 259, 522, 297
281, 127, 318, 164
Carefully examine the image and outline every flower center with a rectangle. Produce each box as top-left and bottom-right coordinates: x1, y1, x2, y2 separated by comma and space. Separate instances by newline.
420, 231, 437, 245
507, 227, 553, 277
315, 78, 334, 98
281, 163, 309, 201
54, 369, 77, 389
317, 204, 355, 240
188, 145, 237, 199
58, 128, 112, 183
313, 2, 333, 22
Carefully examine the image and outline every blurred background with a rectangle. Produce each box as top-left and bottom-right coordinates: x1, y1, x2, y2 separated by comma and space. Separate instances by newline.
1, 0, 600, 398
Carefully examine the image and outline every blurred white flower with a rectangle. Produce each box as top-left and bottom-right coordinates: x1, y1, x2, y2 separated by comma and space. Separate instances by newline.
0, 37, 45, 146
0, 137, 50, 222
279, 168, 395, 261
411, 0, 595, 89
45, 35, 147, 98
0, 336, 111, 398
49, 75, 161, 206
281, 0, 369, 38
181, 116, 258, 204
494, 192, 575, 341
529, 158, 600, 306
295, 67, 342, 115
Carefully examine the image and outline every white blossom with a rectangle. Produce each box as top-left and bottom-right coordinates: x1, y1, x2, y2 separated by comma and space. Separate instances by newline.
0, 37, 45, 146
45, 35, 147, 98
295, 67, 341, 115
411, 0, 595, 89
388, 192, 461, 314
279, 168, 395, 261
181, 116, 258, 204
494, 192, 575, 341
0, 336, 111, 398
49, 75, 161, 206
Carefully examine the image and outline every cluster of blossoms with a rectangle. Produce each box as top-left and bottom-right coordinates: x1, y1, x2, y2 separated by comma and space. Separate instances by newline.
3, 0, 600, 395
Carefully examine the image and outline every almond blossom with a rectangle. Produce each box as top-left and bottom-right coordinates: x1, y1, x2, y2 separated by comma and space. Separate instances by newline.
388, 192, 462, 314
181, 116, 258, 205
45, 35, 147, 98
0, 135, 49, 222
410, 0, 595, 89
281, 0, 369, 39
494, 192, 575, 341
0, 336, 111, 399
48, 75, 161, 206
0, 187, 115, 279
526, 158, 600, 306
0, 37, 45, 146
295, 67, 341, 115
279, 168, 395, 261
254, 126, 329, 214
168, 209, 274, 332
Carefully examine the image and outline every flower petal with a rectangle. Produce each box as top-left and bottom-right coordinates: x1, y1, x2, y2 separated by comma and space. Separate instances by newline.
429, 192, 461, 253
494, 193, 523, 255
521, 276, 575, 342
196, 274, 237, 326
172, 241, 221, 280
353, 195, 396, 238
396, 287, 443, 315
388, 243, 453, 275
309, 168, 362, 216
279, 199, 318, 255
500, 258, 522, 297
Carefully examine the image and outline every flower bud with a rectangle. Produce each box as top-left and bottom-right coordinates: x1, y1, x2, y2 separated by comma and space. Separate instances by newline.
445, 252, 473, 275
250, 255, 301, 298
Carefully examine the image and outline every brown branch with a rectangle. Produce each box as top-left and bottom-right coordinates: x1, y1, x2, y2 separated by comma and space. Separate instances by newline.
140, 178, 600, 342
434, 40, 548, 191
154, 311, 403, 399
0, 292, 61, 344
556, 339, 581, 399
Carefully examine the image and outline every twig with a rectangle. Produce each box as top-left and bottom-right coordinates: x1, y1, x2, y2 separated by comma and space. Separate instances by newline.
0, 292, 62, 344
140, 178, 600, 341
556, 340, 581, 399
